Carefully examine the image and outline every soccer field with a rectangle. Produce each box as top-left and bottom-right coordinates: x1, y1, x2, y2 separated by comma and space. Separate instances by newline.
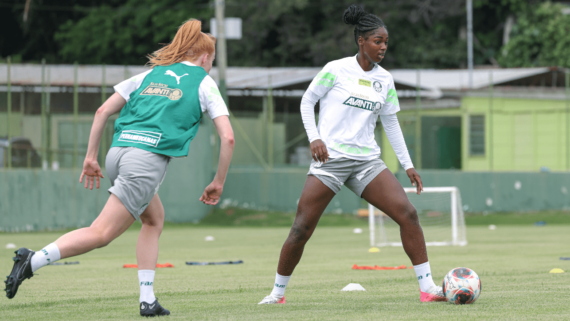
1, 223, 569, 320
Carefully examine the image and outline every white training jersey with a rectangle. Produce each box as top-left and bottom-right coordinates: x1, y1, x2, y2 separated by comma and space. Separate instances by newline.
114, 61, 229, 120
305, 55, 400, 161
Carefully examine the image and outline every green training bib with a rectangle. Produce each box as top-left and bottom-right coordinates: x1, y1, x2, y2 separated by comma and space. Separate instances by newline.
111, 63, 207, 157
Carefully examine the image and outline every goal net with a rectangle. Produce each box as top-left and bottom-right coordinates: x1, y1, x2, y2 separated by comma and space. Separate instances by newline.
368, 187, 467, 247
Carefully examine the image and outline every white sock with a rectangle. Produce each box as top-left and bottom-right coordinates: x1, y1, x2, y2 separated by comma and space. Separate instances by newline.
413, 261, 437, 292
270, 272, 291, 299
138, 270, 156, 303
31, 243, 61, 272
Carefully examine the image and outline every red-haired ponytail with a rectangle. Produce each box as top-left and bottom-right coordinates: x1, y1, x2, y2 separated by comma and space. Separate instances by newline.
147, 19, 216, 67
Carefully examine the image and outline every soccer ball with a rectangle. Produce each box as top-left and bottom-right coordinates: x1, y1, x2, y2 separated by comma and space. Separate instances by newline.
442, 267, 481, 304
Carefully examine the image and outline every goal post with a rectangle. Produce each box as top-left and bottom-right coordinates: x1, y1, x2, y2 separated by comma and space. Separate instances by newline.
369, 186, 467, 247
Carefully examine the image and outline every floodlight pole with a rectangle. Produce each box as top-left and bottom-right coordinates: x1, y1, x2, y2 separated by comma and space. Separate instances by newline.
466, 0, 473, 89
215, 0, 228, 104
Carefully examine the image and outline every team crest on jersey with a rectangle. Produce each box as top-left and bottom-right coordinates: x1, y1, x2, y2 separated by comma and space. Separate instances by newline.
343, 96, 381, 113
140, 82, 183, 101
373, 81, 382, 93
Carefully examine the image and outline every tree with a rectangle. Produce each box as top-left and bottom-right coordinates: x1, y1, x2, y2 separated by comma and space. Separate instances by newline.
499, 1, 570, 67
0, 0, 112, 63
54, 0, 212, 65
8, 0, 564, 69
223, 0, 468, 69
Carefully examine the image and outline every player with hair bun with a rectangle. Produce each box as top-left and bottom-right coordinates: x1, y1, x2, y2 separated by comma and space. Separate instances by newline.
5, 19, 235, 316
259, 5, 445, 304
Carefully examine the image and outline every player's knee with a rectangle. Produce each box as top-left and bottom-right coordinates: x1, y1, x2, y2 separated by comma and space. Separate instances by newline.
403, 206, 420, 225
288, 224, 311, 245
141, 216, 164, 230
93, 228, 115, 248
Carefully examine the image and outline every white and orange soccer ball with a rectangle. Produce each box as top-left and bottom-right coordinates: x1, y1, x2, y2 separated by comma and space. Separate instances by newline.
442, 267, 481, 304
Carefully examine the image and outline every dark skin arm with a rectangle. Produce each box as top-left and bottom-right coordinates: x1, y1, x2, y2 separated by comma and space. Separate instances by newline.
406, 168, 423, 195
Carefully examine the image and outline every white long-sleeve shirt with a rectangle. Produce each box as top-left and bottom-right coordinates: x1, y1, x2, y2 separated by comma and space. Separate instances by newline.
300, 55, 414, 170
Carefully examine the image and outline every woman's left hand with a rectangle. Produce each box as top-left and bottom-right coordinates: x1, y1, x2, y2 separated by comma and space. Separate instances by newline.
406, 168, 423, 195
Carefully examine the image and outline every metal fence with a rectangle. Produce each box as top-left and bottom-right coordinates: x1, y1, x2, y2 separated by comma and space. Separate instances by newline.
2, 59, 570, 230
1, 58, 570, 174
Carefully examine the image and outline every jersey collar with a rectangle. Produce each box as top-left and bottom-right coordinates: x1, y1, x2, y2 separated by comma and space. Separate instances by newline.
354, 54, 378, 73
181, 61, 197, 67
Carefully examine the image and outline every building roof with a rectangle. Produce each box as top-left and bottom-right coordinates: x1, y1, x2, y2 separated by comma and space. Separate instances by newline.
0, 63, 556, 93
390, 67, 550, 91
0, 64, 322, 89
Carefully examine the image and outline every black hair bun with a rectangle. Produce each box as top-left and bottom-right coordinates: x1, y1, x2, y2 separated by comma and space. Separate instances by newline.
343, 5, 366, 25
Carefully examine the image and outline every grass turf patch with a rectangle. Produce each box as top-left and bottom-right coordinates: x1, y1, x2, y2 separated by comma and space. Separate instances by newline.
161, 207, 570, 228
1, 225, 569, 320
464, 211, 570, 225
195, 207, 367, 227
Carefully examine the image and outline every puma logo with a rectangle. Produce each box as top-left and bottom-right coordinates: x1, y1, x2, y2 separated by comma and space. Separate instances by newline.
165, 70, 188, 84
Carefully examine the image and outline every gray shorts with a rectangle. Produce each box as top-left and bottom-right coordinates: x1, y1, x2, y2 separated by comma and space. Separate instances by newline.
307, 157, 387, 197
105, 147, 170, 220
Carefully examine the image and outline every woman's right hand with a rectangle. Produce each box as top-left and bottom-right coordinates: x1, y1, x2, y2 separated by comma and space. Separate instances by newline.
310, 139, 329, 163
79, 158, 104, 190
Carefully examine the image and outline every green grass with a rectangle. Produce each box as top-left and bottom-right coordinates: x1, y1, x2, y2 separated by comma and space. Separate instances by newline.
195, 207, 368, 227
464, 211, 570, 226
177, 207, 570, 228
1, 219, 569, 320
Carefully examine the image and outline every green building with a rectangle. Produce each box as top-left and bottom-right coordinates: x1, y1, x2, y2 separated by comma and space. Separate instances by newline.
380, 68, 570, 173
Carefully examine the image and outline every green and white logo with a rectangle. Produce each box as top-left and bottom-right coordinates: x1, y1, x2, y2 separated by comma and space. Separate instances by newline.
373, 81, 382, 93
275, 283, 286, 288
140, 281, 153, 286
118, 130, 162, 147
359, 79, 371, 87
343, 96, 382, 114
315, 71, 336, 88
330, 142, 373, 155
140, 82, 183, 101
209, 86, 221, 97
387, 88, 399, 106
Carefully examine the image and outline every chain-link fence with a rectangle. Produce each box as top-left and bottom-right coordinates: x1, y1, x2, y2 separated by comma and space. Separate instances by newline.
1, 61, 569, 174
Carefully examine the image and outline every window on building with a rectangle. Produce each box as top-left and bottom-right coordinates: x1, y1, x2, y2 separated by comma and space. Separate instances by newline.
469, 115, 485, 155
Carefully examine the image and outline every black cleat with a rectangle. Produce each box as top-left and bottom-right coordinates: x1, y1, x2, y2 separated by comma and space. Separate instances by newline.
5, 247, 34, 299
140, 299, 170, 317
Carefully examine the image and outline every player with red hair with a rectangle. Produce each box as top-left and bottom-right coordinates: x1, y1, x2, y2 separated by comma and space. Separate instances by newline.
5, 19, 235, 317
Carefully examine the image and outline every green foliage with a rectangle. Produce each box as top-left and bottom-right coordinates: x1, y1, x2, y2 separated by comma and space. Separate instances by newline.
224, 0, 467, 68
7, 0, 569, 68
54, 0, 212, 65
48, 0, 469, 68
0, 0, 109, 63
499, 2, 570, 67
